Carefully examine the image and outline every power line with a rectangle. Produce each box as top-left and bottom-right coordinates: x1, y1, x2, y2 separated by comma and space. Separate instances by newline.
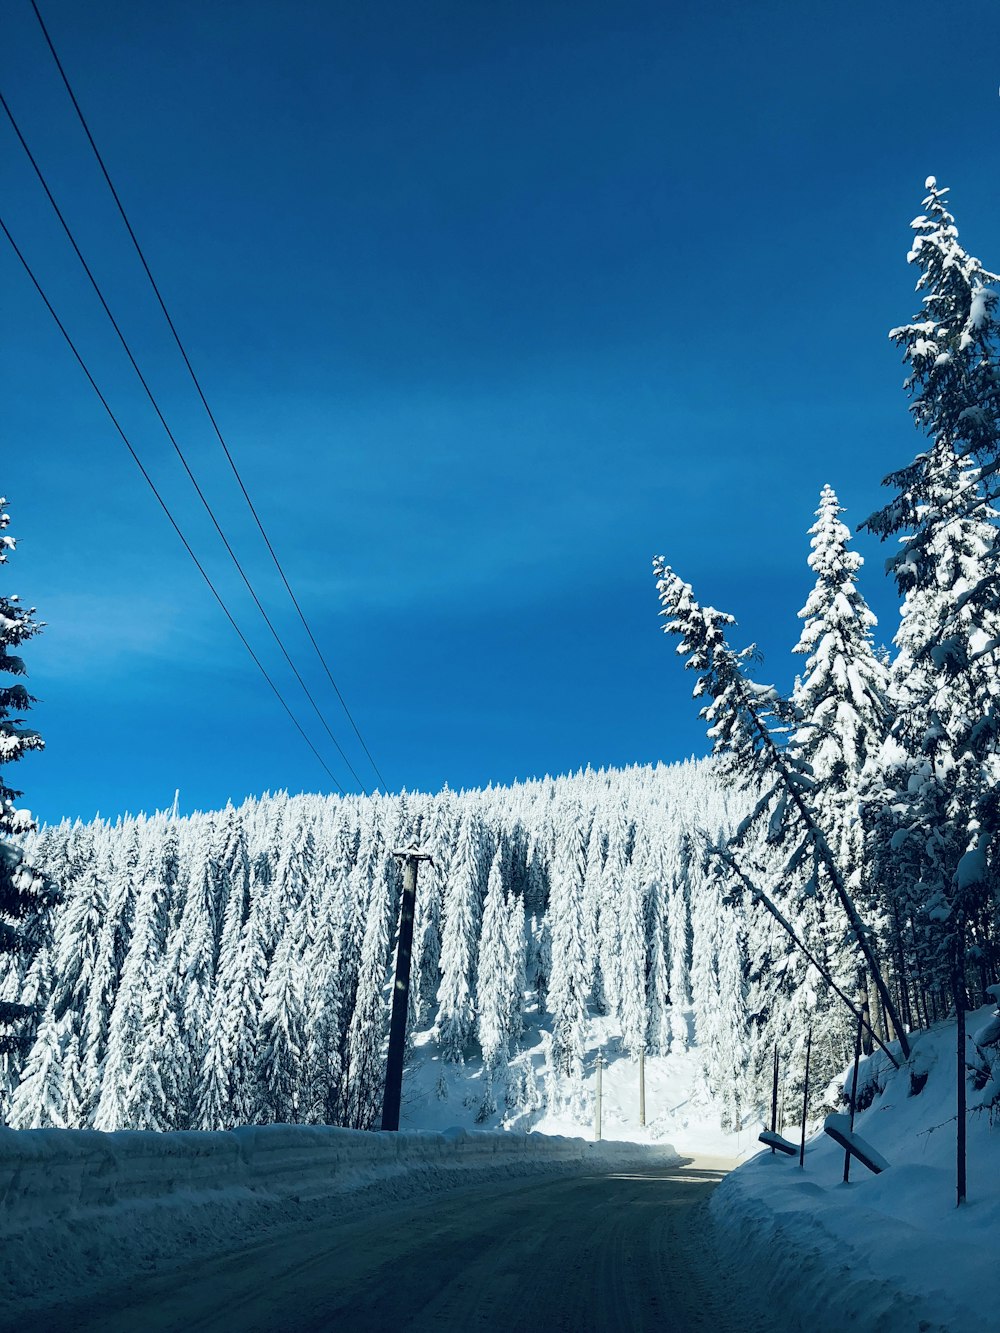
0, 86, 369, 794
28, 0, 390, 796
0, 212, 346, 796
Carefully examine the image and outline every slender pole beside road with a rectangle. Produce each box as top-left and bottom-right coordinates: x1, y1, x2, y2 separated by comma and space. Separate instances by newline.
770, 1046, 779, 1153
800, 1028, 812, 1168
381, 845, 433, 1132
639, 1049, 646, 1127
595, 1053, 603, 1142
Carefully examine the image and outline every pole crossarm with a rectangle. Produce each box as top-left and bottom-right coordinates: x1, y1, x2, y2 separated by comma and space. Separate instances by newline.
391, 846, 435, 863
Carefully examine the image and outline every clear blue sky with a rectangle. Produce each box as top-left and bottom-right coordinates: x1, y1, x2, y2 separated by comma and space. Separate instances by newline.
2, 0, 998, 824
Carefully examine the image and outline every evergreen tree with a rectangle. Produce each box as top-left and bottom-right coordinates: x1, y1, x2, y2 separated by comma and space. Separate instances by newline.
435, 812, 487, 1061
301, 871, 345, 1124
94, 868, 171, 1131
793, 484, 891, 861
546, 803, 589, 1082
862, 186, 1000, 1194
256, 911, 307, 1123
8, 1002, 68, 1129
653, 560, 910, 1059
0, 498, 48, 1053
475, 848, 520, 1116
791, 484, 891, 1056
343, 860, 392, 1129
618, 867, 647, 1058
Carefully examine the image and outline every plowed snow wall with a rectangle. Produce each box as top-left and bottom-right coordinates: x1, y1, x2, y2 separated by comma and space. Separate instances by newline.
0, 1123, 675, 1229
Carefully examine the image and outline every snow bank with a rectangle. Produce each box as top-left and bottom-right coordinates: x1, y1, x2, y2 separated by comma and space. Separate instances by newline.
710, 1007, 1000, 1333
0, 1122, 676, 1314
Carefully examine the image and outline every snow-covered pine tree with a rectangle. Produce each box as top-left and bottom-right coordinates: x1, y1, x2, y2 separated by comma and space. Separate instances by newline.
435, 810, 488, 1062
301, 867, 345, 1124
123, 954, 187, 1130
597, 796, 632, 1023
7, 1001, 68, 1129
793, 485, 891, 863
256, 909, 307, 1124
342, 852, 394, 1129
641, 839, 672, 1056
653, 560, 910, 1060
864, 177, 1000, 1206
475, 847, 511, 1118
0, 498, 48, 1055
865, 181, 1000, 1021
546, 802, 590, 1086
94, 867, 172, 1131
791, 484, 891, 1060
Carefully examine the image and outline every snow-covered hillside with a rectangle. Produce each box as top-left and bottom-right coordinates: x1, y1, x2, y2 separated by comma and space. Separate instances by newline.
714, 1005, 1000, 1333
5, 760, 778, 1140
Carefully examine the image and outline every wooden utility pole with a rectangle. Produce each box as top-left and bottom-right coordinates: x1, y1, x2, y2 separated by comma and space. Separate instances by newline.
639, 1049, 646, 1128
844, 999, 865, 1184
380, 845, 433, 1132
594, 1053, 604, 1142
799, 1028, 812, 1169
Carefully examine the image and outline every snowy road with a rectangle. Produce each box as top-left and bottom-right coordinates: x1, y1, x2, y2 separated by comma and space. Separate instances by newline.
27, 1156, 764, 1332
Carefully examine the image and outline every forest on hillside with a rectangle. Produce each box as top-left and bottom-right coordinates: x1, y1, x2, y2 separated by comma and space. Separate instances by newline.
3, 179, 1000, 1181
2, 761, 802, 1134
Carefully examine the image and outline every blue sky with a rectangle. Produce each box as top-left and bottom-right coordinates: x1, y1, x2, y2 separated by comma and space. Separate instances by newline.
2, 0, 998, 824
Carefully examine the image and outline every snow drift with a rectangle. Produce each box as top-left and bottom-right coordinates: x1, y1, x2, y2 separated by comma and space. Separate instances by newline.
0, 1121, 677, 1317
710, 1007, 1000, 1333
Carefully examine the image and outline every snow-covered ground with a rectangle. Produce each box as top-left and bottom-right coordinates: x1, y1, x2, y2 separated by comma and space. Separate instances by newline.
711, 1005, 1000, 1333
401, 1008, 756, 1160
0, 1119, 675, 1320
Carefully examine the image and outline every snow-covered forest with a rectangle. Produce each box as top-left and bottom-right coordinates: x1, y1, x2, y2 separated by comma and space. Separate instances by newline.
2, 761, 781, 1134
2, 178, 1000, 1192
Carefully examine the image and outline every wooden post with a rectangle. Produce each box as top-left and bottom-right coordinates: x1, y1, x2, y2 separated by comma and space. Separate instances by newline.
770, 1045, 779, 1153
800, 1028, 812, 1169
381, 845, 433, 1132
844, 1002, 864, 1184
954, 923, 967, 1207
639, 1048, 646, 1128
595, 1052, 603, 1142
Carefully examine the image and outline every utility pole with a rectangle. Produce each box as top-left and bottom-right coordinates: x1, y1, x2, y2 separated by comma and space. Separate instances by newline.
594, 1052, 604, 1142
639, 1049, 646, 1128
843, 992, 866, 1184
799, 1028, 812, 1169
381, 844, 433, 1132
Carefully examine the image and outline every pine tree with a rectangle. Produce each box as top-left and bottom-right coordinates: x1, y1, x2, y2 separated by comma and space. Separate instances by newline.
653, 560, 910, 1059
256, 911, 307, 1124
343, 860, 392, 1129
793, 485, 891, 858
435, 812, 487, 1061
865, 182, 1000, 1016
475, 848, 521, 1117
618, 868, 647, 1058
7, 1002, 68, 1129
301, 871, 345, 1124
0, 498, 48, 1053
791, 484, 891, 1056
546, 803, 589, 1082
94, 867, 171, 1131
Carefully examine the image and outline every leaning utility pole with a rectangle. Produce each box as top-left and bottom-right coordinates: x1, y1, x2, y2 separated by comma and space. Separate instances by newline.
381, 844, 434, 1132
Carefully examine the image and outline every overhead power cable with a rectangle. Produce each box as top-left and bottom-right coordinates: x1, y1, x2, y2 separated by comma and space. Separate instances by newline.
29, 0, 390, 796
0, 87, 368, 794
0, 212, 346, 795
